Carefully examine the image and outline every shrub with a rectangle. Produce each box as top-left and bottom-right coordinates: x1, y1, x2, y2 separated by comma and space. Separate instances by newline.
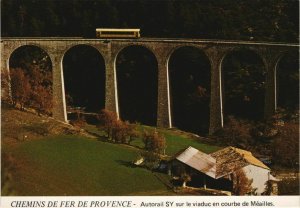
143, 129, 166, 154
278, 178, 300, 195
217, 116, 252, 148
10, 68, 31, 110
97, 110, 140, 144
97, 109, 118, 139
250, 121, 278, 148
233, 169, 253, 195
271, 122, 299, 168
112, 120, 129, 143
70, 113, 86, 128
31, 85, 52, 115
1, 69, 11, 103
10, 66, 52, 115
140, 151, 161, 170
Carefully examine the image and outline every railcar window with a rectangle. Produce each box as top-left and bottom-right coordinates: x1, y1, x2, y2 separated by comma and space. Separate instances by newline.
96, 29, 140, 38
101, 31, 135, 35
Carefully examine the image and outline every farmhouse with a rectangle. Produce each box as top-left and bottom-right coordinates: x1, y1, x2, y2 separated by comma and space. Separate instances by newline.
169, 146, 279, 195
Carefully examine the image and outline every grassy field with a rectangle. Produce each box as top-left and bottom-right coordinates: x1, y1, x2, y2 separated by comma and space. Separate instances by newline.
2, 108, 222, 196
4, 131, 221, 196
4, 136, 174, 196
129, 131, 220, 155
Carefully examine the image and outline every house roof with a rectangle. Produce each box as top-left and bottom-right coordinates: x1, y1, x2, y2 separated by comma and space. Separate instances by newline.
173, 146, 270, 179
175, 146, 216, 178
210, 146, 270, 179
233, 147, 270, 170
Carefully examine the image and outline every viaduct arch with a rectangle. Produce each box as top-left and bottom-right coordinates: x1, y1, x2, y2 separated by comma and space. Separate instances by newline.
221, 48, 266, 121
1, 38, 298, 134
168, 46, 211, 134
115, 45, 158, 125
62, 44, 106, 115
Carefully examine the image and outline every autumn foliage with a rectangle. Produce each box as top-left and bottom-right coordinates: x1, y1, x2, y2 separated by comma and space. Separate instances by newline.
217, 116, 252, 148
1, 70, 12, 102
143, 129, 166, 154
271, 121, 299, 168
97, 109, 139, 144
233, 169, 253, 195
97, 109, 166, 154
9, 65, 52, 115
97, 109, 118, 139
10, 68, 31, 110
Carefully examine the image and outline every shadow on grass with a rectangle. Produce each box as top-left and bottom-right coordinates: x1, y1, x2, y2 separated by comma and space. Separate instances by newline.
129, 144, 144, 150
94, 136, 144, 151
115, 160, 137, 168
83, 129, 105, 138
96, 135, 109, 142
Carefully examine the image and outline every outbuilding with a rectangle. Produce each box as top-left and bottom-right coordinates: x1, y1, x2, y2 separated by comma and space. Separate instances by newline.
169, 146, 279, 195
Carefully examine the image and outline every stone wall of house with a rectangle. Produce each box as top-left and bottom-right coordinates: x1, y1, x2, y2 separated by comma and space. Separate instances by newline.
242, 165, 270, 195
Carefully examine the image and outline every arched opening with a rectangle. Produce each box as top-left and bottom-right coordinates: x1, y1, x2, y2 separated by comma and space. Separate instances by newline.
168, 46, 211, 134
222, 49, 266, 122
276, 52, 299, 111
116, 45, 158, 125
62, 45, 105, 123
9, 45, 53, 115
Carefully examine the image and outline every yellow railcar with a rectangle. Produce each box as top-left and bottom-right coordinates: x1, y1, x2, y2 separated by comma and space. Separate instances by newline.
96, 28, 140, 38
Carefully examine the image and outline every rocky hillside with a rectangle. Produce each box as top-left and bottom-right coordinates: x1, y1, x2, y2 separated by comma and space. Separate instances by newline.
1, 104, 93, 146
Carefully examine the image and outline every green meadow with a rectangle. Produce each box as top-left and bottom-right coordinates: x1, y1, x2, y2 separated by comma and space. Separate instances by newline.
3, 128, 221, 196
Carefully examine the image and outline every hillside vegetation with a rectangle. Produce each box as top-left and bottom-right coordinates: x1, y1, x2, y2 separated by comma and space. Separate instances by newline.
2, 0, 298, 43
2, 107, 220, 196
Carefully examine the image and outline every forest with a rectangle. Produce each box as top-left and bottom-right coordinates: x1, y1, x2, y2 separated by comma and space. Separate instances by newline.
1, 0, 299, 43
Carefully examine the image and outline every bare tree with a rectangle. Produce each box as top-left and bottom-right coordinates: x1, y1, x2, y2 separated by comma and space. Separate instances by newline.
1, 69, 11, 103
10, 68, 31, 110
97, 109, 118, 139
233, 169, 253, 195
143, 129, 166, 154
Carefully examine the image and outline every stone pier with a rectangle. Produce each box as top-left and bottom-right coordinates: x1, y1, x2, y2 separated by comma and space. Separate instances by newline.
1, 38, 298, 134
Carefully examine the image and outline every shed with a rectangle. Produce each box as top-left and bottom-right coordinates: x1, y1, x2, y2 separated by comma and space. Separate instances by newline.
170, 146, 278, 195
174, 146, 216, 178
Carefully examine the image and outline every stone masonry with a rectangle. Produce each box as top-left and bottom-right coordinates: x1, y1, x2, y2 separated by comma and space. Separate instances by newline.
1, 38, 298, 134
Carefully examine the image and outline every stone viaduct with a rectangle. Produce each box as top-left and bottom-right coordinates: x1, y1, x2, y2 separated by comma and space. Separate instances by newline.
1, 38, 298, 134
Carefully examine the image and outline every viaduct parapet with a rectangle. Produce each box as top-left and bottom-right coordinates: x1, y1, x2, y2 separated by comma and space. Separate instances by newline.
1, 38, 298, 134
